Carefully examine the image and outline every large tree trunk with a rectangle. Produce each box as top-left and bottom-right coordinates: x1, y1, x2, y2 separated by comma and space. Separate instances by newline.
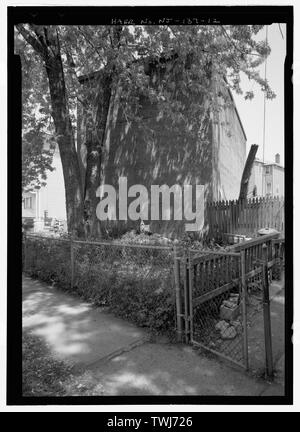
18, 25, 124, 238
82, 26, 123, 238
46, 55, 85, 236
17, 25, 85, 236
83, 73, 113, 238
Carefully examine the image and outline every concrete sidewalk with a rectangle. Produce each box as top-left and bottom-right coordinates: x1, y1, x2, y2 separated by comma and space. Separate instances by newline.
23, 276, 148, 367
22, 275, 284, 396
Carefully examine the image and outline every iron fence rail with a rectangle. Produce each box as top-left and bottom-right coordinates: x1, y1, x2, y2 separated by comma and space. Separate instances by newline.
176, 232, 284, 374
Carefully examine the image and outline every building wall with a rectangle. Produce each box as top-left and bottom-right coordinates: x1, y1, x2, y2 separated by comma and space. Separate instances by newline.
37, 149, 67, 220
78, 68, 247, 237
252, 162, 264, 197
249, 160, 284, 198
264, 166, 273, 196
272, 166, 284, 197
212, 86, 247, 201
22, 192, 36, 218
102, 94, 213, 237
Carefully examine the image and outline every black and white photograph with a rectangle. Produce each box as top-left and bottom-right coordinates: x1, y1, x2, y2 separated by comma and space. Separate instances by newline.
5, 3, 293, 409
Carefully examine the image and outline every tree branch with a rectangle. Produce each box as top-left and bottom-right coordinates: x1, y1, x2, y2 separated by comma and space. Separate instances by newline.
220, 26, 263, 58
77, 26, 103, 59
16, 24, 48, 60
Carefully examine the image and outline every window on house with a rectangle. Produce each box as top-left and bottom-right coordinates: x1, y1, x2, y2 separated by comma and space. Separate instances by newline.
265, 166, 270, 174
24, 197, 32, 209
266, 182, 272, 194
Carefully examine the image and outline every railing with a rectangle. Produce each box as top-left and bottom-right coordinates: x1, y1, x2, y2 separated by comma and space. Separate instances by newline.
229, 231, 280, 274
23, 231, 285, 375
174, 232, 284, 374
22, 233, 176, 333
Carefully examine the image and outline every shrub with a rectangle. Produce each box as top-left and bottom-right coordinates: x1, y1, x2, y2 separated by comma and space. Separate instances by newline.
24, 236, 175, 333
24, 236, 71, 290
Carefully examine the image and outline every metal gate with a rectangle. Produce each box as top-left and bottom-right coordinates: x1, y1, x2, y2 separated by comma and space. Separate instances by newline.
177, 250, 249, 369
174, 233, 284, 374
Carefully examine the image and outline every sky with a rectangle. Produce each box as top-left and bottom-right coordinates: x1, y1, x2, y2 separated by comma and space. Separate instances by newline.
233, 23, 286, 166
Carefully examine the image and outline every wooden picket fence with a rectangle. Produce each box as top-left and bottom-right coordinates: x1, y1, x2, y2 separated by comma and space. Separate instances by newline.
206, 197, 284, 240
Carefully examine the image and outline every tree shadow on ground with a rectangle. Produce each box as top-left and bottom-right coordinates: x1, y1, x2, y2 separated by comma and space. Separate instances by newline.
22, 276, 146, 365
22, 275, 281, 397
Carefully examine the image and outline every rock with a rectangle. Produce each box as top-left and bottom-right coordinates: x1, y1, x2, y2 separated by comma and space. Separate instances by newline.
230, 320, 242, 329
222, 300, 237, 309
228, 297, 239, 305
220, 303, 240, 321
220, 326, 237, 340
215, 320, 229, 331
230, 321, 242, 333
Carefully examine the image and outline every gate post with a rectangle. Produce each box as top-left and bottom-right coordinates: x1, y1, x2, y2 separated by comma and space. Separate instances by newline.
279, 241, 285, 280
183, 252, 190, 343
188, 250, 193, 343
173, 246, 183, 342
70, 233, 74, 290
23, 231, 27, 273
262, 243, 274, 378
240, 250, 249, 370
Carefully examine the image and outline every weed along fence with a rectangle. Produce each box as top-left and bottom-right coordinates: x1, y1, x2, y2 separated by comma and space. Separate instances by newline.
23, 231, 284, 376
206, 197, 284, 240
71, 239, 176, 331
174, 232, 285, 375
23, 234, 176, 332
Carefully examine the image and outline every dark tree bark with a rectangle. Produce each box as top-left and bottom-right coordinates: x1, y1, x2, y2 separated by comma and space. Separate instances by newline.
17, 25, 85, 236
239, 144, 259, 201
81, 26, 123, 238
83, 72, 113, 238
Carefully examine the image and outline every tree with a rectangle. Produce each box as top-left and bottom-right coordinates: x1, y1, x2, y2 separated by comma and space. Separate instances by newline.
22, 128, 55, 192
238, 144, 259, 201
15, 24, 275, 237
15, 30, 56, 193
16, 25, 85, 235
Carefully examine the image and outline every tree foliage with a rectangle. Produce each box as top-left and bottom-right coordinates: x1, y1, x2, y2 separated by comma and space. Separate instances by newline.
16, 24, 274, 236
22, 129, 55, 192
15, 30, 56, 192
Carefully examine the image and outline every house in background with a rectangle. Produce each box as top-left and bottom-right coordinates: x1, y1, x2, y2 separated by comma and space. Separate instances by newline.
248, 153, 284, 198
77, 62, 247, 237
22, 145, 67, 232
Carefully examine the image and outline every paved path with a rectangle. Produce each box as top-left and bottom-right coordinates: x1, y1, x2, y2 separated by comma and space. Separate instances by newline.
22, 275, 285, 396
23, 276, 148, 367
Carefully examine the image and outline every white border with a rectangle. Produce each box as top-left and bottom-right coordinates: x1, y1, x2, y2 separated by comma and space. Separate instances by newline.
1, 0, 298, 413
